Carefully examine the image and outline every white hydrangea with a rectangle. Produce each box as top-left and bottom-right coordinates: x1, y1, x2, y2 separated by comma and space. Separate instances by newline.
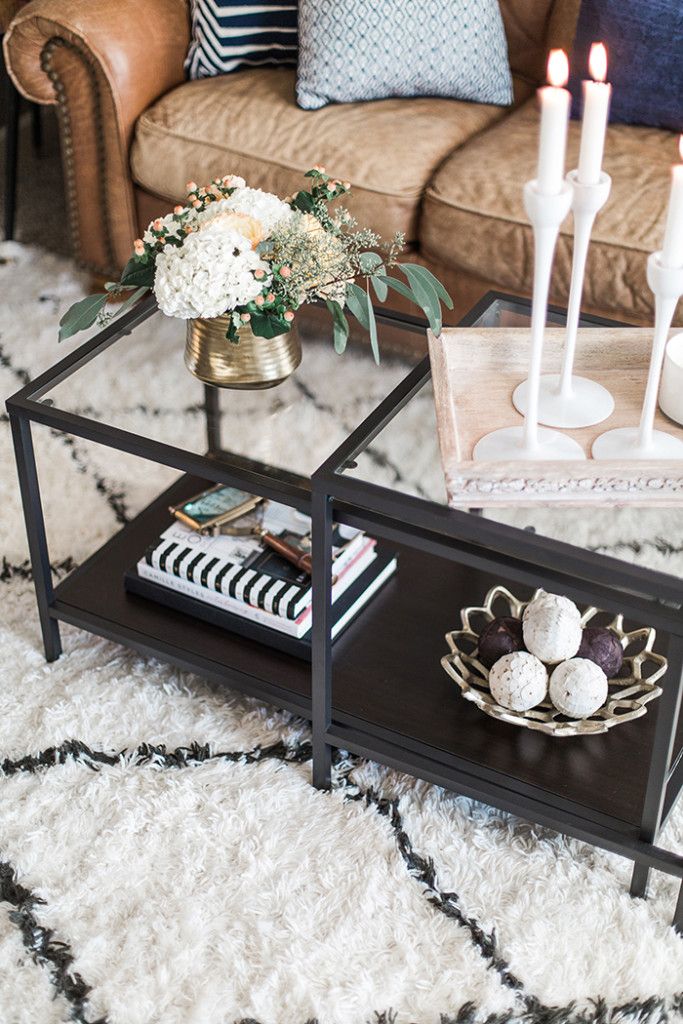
200, 187, 293, 237
153, 223, 270, 320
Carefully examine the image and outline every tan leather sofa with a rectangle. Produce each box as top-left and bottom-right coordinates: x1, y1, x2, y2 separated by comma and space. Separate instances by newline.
4, 0, 680, 330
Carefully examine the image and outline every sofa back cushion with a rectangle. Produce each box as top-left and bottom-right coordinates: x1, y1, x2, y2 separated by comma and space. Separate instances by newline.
499, 0, 580, 88
185, 0, 298, 79
569, 0, 683, 133
296, 0, 514, 110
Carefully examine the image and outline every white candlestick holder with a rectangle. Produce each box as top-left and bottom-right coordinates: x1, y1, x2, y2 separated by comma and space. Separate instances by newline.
513, 170, 615, 428
593, 252, 683, 460
474, 180, 585, 462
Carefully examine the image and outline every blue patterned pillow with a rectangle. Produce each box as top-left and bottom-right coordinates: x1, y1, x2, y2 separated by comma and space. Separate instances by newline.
569, 0, 683, 133
296, 0, 513, 110
185, 0, 298, 80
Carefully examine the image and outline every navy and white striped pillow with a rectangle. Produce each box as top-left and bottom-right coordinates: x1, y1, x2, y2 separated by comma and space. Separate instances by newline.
185, 1, 298, 80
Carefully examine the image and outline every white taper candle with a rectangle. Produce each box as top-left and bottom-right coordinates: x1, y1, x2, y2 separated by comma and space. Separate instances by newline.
537, 49, 571, 196
662, 138, 683, 269
577, 43, 611, 186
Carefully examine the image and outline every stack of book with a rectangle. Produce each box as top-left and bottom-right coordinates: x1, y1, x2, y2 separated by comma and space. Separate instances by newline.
124, 499, 396, 658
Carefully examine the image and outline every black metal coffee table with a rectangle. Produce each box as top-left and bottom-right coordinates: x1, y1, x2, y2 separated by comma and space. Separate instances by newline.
310, 293, 683, 930
7, 292, 683, 927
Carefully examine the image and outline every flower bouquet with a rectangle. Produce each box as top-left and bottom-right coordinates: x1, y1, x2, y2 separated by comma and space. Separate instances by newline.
59, 167, 452, 380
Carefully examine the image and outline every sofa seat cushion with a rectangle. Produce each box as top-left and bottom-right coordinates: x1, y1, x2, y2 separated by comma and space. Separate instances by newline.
420, 100, 679, 322
130, 67, 508, 243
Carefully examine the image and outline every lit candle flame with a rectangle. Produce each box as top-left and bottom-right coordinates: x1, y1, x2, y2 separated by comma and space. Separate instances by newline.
547, 49, 569, 88
679, 135, 683, 162
589, 42, 607, 83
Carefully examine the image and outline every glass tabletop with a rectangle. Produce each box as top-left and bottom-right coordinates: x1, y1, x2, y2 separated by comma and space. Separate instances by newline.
35, 303, 424, 482
341, 296, 683, 584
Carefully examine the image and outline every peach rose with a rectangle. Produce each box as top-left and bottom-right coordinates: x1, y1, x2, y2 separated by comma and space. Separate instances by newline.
199, 210, 265, 248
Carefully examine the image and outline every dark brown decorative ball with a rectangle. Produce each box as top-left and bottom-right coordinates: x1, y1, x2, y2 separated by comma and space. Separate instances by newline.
577, 626, 624, 679
478, 616, 525, 669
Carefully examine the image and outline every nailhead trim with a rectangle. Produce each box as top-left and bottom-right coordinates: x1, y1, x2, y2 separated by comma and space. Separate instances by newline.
39, 37, 118, 278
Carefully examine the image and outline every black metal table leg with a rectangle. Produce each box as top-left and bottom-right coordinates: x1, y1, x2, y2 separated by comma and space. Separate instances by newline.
674, 883, 683, 935
9, 413, 61, 661
311, 488, 333, 789
204, 384, 221, 454
630, 634, 683, 899
3, 40, 20, 242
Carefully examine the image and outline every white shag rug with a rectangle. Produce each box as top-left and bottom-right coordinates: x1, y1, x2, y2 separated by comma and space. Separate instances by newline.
0, 241, 682, 1024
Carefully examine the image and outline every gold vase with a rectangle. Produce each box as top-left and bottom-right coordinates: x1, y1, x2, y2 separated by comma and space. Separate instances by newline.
184, 315, 301, 389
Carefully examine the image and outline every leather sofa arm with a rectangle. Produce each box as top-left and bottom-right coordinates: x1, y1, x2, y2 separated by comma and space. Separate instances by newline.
3, 0, 190, 276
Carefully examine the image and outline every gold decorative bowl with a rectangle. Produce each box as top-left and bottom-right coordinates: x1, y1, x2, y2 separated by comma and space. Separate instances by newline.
441, 585, 667, 737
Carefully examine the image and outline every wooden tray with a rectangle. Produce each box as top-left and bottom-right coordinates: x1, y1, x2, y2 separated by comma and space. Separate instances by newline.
428, 327, 683, 507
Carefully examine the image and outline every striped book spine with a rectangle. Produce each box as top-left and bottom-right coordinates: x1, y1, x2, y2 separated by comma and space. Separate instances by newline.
145, 534, 372, 621
185, 1, 298, 80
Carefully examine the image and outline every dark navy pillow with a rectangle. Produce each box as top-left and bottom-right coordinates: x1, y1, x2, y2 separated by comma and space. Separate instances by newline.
569, 0, 683, 132
186, 1, 298, 80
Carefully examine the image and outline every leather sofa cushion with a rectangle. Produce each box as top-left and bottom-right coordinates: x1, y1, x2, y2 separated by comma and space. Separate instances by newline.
130, 67, 508, 244
421, 100, 680, 323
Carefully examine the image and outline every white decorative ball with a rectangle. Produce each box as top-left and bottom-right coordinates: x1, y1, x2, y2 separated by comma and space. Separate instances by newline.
488, 652, 548, 712
549, 658, 608, 718
522, 590, 582, 664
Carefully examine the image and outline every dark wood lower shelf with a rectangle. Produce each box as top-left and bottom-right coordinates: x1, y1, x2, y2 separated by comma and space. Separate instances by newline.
52, 474, 676, 833
53, 475, 311, 716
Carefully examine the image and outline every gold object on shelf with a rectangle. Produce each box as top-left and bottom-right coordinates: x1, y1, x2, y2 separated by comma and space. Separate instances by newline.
441, 585, 667, 737
184, 316, 301, 389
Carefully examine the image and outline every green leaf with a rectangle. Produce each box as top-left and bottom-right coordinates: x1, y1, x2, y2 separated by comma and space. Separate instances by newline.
325, 299, 349, 355
113, 285, 149, 321
398, 264, 441, 334
346, 282, 370, 329
58, 293, 108, 342
290, 191, 315, 214
359, 251, 383, 274
376, 274, 416, 304
226, 319, 240, 344
399, 262, 453, 309
249, 311, 291, 339
370, 273, 388, 302
120, 257, 155, 288
366, 281, 380, 365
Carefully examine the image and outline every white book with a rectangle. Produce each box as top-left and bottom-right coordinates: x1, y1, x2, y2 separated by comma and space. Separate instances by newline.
136, 544, 378, 638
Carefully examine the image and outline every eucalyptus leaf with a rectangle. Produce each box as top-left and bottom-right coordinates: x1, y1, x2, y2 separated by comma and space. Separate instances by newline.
370, 274, 388, 302
58, 293, 108, 342
376, 275, 416, 304
400, 262, 453, 309
399, 264, 441, 334
359, 251, 383, 274
113, 286, 149, 321
326, 300, 350, 355
366, 281, 380, 365
346, 282, 371, 329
